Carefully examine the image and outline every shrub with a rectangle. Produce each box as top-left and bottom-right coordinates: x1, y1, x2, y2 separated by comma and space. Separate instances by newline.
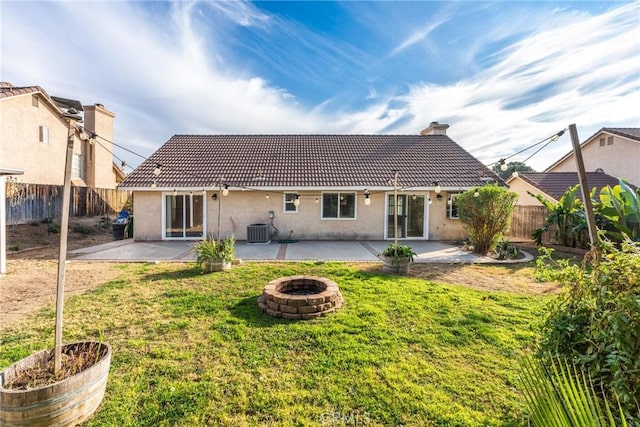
594, 179, 640, 242
456, 184, 517, 254
48, 224, 60, 234
29, 221, 40, 227
493, 240, 522, 260
380, 243, 416, 260
535, 239, 640, 421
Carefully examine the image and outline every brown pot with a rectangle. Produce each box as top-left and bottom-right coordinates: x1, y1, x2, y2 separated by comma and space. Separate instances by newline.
0, 341, 112, 427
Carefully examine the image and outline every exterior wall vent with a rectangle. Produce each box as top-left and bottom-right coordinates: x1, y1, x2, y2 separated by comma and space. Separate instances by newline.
247, 223, 270, 244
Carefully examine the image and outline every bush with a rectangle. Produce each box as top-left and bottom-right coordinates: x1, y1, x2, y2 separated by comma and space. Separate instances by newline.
493, 240, 521, 260
48, 224, 60, 234
456, 184, 517, 254
535, 239, 640, 421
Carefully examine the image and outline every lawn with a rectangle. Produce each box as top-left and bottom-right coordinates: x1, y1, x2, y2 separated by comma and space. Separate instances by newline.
0, 262, 552, 426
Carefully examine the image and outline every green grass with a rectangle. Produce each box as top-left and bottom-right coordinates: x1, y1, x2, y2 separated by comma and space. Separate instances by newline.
0, 263, 551, 426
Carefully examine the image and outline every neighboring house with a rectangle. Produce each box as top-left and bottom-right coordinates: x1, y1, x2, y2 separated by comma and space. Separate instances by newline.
0, 82, 118, 189
507, 171, 625, 206
545, 127, 640, 186
119, 122, 503, 241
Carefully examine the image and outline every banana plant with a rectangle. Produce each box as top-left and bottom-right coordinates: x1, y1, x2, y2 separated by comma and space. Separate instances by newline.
595, 179, 640, 241
529, 185, 587, 247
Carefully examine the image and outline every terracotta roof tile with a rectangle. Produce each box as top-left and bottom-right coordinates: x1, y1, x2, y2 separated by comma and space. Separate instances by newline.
121, 134, 502, 190
517, 172, 633, 201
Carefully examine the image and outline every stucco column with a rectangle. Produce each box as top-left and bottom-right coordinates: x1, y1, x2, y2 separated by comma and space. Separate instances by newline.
1, 175, 6, 274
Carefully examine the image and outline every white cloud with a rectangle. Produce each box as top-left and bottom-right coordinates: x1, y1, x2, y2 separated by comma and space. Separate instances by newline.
1, 0, 638, 174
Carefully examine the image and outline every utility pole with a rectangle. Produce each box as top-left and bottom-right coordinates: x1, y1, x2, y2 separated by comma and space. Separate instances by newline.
569, 124, 599, 248
54, 119, 77, 373
392, 170, 399, 251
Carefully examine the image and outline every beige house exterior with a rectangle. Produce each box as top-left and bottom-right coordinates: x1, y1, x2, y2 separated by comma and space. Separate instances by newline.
545, 128, 640, 186
0, 82, 119, 188
121, 124, 499, 242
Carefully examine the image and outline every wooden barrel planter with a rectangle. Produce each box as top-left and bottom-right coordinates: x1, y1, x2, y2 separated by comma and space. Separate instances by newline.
379, 255, 412, 274
0, 341, 111, 427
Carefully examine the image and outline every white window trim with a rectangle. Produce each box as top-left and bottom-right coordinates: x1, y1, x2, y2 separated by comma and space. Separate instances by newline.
320, 192, 357, 220
71, 153, 83, 179
383, 193, 429, 240
283, 193, 299, 214
161, 192, 207, 240
39, 125, 49, 144
448, 193, 460, 219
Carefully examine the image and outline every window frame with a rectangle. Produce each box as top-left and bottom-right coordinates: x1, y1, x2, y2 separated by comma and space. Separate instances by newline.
39, 125, 49, 144
71, 153, 83, 179
448, 192, 461, 219
321, 192, 357, 220
283, 193, 299, 214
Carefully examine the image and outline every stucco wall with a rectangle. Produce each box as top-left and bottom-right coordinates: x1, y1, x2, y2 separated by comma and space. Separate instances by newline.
508, 178, 549, 206
132, 190, 469, 241
0, 93, 117, 188
132, 191, 163, 240
427, 194, 466, 240
1, 94, 69, 185
549, 134, 640, 186
84, 105, 117, 189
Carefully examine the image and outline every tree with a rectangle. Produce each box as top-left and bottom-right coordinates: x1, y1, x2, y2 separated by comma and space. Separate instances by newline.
491, 161, 535, 180
456, 184, 518, 254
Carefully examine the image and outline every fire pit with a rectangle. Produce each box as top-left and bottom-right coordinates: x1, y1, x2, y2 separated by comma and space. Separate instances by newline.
257, 275, 343, 320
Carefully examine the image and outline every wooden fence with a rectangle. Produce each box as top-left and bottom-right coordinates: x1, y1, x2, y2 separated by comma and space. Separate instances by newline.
5, 183, 132, 224
507, 205, 549, 241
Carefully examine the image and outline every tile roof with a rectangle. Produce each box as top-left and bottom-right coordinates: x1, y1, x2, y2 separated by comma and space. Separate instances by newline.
516, 172, 632, 202
0, 82, 50, 100
602, 127, 640, 142
120, 134, 502, 190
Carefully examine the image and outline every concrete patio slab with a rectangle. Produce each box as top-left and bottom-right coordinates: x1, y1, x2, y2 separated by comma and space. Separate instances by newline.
70, 239, 532, 264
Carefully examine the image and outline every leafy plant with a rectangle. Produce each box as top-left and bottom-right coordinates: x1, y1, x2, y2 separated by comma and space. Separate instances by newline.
519, 354, 628, 426
594, 179, 640, 242
535, 239, 640, 420
48, 224, 60, 234
380, 243, 416, 262
530, 185, 589, 248
456, 184, 518, 254
493, 240, 522, 260
192, 236, 236, 269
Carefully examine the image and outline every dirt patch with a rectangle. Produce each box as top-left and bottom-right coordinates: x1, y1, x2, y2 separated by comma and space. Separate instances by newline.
5, 217, 114, 260
407, 263, 560, 295
2, 217, 122, 332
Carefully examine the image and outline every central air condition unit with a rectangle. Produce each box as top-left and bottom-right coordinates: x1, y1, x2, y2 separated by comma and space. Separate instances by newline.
247, 223, 270, 244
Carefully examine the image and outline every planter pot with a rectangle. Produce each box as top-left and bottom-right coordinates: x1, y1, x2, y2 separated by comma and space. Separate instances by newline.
379, 255, 412, 274
204, 259, 231, 273
0, 341, 112, 427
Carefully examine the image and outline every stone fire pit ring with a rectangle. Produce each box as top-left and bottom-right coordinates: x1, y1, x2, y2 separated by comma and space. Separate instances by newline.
257, 275, 343, 320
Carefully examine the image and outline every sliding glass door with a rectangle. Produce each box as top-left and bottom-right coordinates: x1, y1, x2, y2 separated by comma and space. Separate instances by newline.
164, 193, 204, 239
387, 194, 427, 239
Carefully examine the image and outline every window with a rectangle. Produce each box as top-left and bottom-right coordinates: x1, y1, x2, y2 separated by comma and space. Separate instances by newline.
607, 136, 613, 145
599, 138, 606, 147
283, 193, 298, 213
71, 153, 83, 179
322, 192, 356, 219
39, 125, 49, 144
448, 193, 460, 219
32, 95, 39, 107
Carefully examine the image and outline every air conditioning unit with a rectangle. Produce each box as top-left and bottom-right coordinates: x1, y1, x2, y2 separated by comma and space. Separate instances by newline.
247, 223, 270, 244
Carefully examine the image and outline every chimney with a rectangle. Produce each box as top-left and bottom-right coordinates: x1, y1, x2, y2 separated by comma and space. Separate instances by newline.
420, 121, 449, 136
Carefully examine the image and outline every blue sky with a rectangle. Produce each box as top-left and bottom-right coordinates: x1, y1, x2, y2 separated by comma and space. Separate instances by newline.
2, 1, 639, 173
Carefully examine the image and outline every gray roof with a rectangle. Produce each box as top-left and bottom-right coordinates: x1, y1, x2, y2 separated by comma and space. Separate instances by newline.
120, 134, 502, 190
603, 127, 640, 142
516, 172, 632, 202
